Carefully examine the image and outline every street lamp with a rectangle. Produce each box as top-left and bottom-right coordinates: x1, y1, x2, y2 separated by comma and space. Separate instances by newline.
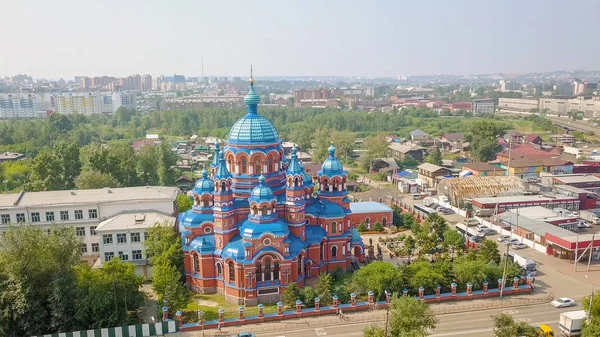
585, 274, 594, 324
197, 310, 205, 337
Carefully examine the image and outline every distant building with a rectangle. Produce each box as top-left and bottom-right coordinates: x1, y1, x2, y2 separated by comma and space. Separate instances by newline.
162, 96, 244, 110
0, 93, 55, 118
55, 92, 136, 114
409, 129, 432, 142
293, 89, 330, 104
141, 74, 152, 92
388, 142, 427, 162
498, 98, 539, 112
442, 102, 472, 111
461, 162, 505, 177
96, 212, 175, 279
472, 99, 495, 114
436, 176, 525, 206
417, 163, 450, 188
295, 99, 340, 108
472, 194, 579, 211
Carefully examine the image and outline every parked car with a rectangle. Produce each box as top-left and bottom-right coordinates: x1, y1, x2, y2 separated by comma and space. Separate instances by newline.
570, 211, 579, 217
503, 238, 520, 246
497, 235, 511, 242
471, 235, 485, 243
231, 333, 257, 337
512, 243, 528, 250
551, 298, 576, 308
577, 221, 593, 228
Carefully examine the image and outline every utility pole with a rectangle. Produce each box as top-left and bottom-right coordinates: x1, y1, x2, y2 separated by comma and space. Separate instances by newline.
500, 242, 510, 299
588, 234, 595, 271
586, 275, 594, 324
384, 303, 390, 337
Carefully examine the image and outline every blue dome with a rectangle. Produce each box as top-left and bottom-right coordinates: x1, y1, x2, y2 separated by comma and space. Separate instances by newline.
249, 175, 275, 203
228, 114, 279, 144
193, 169, 214, 194
319, 144, 345, 176
286, 146, 303, 176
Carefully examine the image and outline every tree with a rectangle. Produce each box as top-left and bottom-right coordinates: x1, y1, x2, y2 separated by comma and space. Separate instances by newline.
387, 296, 437, 337
27, 150, 62, 191
425, 147, 442, 166
426, 213, 448, 242
443, 230, 465, 255
477, 240, 501, 264
152, 263, 189, 311
282, 283, 302, 309
453, 258, 486, 287
357, 222, 367, 232
372, 221, 384, 232
391, 205, 404, 228
314, 274, 334, 305
469, 120, 509, 162
75, 170, 120, 189
349, 261, 401, 300
363, 324, 385, 337
582, 289, 600, 320
407, 260, 446, 292
583, 321, 600, 337
403, 235, 416, 258
53, 140, 81, 190
364, 135, 390, 159
492, 313, 536, 337
176, 194, 193, 213
137, 145, 159, 185
145, 222, 184, 270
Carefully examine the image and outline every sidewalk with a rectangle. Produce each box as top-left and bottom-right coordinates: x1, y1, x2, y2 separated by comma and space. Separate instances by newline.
167, 293, 552, 337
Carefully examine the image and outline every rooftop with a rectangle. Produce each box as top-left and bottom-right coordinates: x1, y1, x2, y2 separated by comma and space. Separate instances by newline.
554, 184, 594, 195
498, 212, 580, 240
95, 211, 175, 232
410, 129, 430, 137
418, 163, 447, 173
553, 175, 600, 184
473, 194, 578, 205
462, 162, 505, 172
0, 152, 25, 160
441, 133, 464, 142
388, 142, 425, 153
0, 186, 179, 209
349, 201, 392, 214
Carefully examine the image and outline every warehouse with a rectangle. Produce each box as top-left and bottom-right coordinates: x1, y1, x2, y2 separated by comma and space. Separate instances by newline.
436, 176, 525, 206
472, 194, 580, 211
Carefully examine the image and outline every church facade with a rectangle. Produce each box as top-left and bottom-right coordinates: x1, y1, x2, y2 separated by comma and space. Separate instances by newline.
179, 76, 365, 305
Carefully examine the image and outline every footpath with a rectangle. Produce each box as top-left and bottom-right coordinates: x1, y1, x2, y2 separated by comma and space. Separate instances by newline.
166, 292, 553, 337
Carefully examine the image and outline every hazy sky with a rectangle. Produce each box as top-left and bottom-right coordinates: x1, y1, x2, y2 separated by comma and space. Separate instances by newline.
2, 0, 600, 79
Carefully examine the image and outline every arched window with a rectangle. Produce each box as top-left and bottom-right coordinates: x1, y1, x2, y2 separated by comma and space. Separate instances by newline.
216, 262, 223, 277
297, 255, 303, 275
193, 253, 200, 273
322, 179, 329, 191
268, 157, 274, 173
331, 246, 338, 258
264, 258, 272, 281
331, 221, 337, 234
241, 158, 247, 174
228, 261, 235, 282
221, 181, 226, 192
273, 261, 280, 280
227, 156, 233, 171
254, 158, 262, 174
382, 217, 387, 226
294, 177, 300, 187
333, 180, 339, 191
252, 205, 258, 215
256, 263, 263, 282
319, 242, 324, 260
365, 217, 371, 226
261, 205, 268, 216
202, 197, 210, 208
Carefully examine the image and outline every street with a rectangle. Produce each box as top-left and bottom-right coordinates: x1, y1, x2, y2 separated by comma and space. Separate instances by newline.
258, 304, 574, 337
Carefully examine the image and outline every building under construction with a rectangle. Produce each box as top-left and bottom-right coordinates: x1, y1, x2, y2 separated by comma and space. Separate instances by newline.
436, 176, 525, 206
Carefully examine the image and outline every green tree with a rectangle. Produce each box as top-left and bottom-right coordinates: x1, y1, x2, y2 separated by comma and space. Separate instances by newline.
282, 283, 302, 309
27, 150, 62, 191
137, 145, 159, 185
453, 258, 486, 287
492, 313, 536, 337
387, 296, 437, 337
357, 222, 367, 232
583, 321, 600, 337
53, 140, 82, 189
469, 120, 509, 162
363, 324, 385, 337
314, 274, 334, 305
157, 142, 178, 186
144, 222, 184, 272
176, 194, 193, 213
152, 263, 189, 311
403, 235, 416, 258
75, 170, 120, 189
0, 160, 29, 191
582, 289, 600, 320
349, 261, 401, 300
407, 260, 446, 292
443, 230, 465, 255
364, 135, 390, 159
425, 147, 442, 166
477, 240, 501, 264
372, 221, 384, 232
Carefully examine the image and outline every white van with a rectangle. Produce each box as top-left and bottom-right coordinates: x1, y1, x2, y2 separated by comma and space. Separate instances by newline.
464, 218, 480, 227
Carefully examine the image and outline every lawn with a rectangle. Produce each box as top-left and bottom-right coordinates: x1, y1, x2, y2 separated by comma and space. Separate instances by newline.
184, 293, 279, 321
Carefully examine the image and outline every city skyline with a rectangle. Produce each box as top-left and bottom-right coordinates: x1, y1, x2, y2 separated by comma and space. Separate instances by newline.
2, 0, 600, 79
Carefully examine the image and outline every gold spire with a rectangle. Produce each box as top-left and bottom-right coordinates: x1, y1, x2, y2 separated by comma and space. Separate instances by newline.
249, 64, 254, 83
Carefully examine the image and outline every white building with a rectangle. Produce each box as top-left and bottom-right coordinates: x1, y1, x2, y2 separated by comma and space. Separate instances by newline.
55, 91, 136, 114
96, 211, 175, 279
0, 93, 55, 118
0, 186, 178, 264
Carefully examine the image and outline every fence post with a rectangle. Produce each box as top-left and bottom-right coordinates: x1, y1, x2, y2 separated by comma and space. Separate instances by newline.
466, 283, 473, 296
451, 283, 457, 297
513, 277, 520, 290
483, 281, 488, 295
368, 291, 374, 304
239, 307, 245, 322
277, 302, 283, 316
435, 285, 441, 300
258, 304, 264, 319
333, 295, 339, 309
314, 297, 320, 312
418, 287, 425, 300
218, 308, 225, 323
350, 293, 357, 307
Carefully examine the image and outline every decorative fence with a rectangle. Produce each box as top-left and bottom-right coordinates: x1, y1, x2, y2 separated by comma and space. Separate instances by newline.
179, 283, 534, 332
32, 321, 178, 337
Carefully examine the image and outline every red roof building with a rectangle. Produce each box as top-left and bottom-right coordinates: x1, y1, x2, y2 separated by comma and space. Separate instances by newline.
496, 144, 560, 161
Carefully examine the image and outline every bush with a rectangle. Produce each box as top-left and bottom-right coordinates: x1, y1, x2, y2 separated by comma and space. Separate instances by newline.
357, 222, 367, 232
389, 225, 398, 233
372, 221, 384, 232
397, 234, 406, 241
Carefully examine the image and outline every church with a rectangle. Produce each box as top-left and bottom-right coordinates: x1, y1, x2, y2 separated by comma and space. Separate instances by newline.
179, 75, 369, 305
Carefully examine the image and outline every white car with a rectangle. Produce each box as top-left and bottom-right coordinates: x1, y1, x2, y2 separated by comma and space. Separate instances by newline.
512, 243, 528, 250
551, 297, 576, 308
503, 238, 520, 246
497, 235, 510, 242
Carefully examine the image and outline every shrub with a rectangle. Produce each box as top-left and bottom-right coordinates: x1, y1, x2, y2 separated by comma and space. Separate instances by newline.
372, 221, 384, 232
357, 222, 367, 232
389, 225, 398, 233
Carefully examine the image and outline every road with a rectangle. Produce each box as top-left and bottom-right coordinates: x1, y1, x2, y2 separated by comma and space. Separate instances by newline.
259, 304, 574, 337
548, 116, 599, 135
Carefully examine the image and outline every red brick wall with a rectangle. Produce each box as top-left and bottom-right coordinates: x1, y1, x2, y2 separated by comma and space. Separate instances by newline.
349, 211, 393, 227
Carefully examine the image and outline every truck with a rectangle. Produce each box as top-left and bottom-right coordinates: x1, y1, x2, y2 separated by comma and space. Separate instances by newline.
474, 209, 494, 217
507, 251, 537, 276
580, 210, 600, 225
559, 310, 587, 336
423, 197, 435, 207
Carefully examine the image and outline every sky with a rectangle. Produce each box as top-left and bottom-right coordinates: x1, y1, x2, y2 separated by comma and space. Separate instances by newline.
2, 0, 600, 79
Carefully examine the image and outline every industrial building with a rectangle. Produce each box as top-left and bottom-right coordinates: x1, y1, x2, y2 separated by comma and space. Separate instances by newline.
436, 176, 525, 206
472, 194, 580, 211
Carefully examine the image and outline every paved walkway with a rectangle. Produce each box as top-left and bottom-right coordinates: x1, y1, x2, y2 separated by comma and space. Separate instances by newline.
167, 293, 552, 337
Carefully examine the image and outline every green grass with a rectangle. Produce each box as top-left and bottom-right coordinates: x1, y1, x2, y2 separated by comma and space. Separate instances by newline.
184, 293, 279, 321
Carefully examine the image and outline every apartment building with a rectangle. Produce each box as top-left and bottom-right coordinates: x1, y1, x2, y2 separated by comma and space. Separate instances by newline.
498, 98, 539, 112
472, 99, 496, 114
0, 186, 178, 264
55, 91, 136, 114
0, 93, 55, 118
96, 211, 175, 278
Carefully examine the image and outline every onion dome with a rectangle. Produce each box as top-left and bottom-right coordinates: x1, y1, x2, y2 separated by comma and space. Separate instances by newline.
192, 169, 214, 195
286, 146, 303, 176
210, 141, 221, 168
248, 175, 276, 203
227, 75, 280, 145
214, 152, 232, 180
319, 143, 345, 177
